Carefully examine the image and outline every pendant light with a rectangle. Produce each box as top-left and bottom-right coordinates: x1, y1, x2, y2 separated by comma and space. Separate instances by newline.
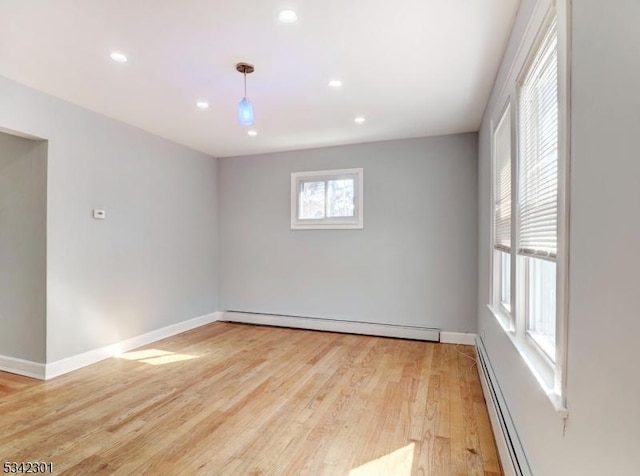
236, 62, 255, 126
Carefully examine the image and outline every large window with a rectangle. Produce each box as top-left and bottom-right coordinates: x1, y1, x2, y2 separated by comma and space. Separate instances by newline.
518, 19, 559, 361
492, 104, 513, 320
290, 168, 363, 230
489, 4, 568, 411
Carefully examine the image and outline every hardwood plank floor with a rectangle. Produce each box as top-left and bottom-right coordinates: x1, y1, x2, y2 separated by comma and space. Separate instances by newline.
0, 322, 502, 475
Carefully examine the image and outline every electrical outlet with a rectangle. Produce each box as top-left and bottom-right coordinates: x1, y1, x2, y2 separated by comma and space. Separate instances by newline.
92, 209, 106, 220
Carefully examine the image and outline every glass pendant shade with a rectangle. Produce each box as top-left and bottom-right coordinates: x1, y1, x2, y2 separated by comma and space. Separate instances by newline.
238, 97, 254, 126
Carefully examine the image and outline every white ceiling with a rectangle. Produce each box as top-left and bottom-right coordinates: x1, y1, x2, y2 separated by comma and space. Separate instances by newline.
0, 0, 519, 158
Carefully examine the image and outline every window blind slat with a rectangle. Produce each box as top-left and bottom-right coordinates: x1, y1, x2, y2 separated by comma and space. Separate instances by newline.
518, 20, 559, 260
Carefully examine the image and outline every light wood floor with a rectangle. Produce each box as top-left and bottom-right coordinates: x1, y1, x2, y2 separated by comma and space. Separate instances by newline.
0, 322, 502, 475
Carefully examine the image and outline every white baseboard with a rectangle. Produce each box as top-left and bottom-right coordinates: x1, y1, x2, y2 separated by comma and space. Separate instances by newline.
440, 331, 477, 345
2, 311, 476, 382
0, 355, 46, 380
43, 311, 222, 380
222, 311, 442, 342
475, 336, 531, 476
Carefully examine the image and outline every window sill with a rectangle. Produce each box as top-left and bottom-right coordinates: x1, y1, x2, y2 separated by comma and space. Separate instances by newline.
486, 304, 568, 418
291, 221, 363, 230
487, 304, 513, 333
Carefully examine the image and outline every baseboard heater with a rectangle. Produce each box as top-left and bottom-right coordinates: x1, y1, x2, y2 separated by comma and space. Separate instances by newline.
475, 337, 532, 476
222, 311, 441, 342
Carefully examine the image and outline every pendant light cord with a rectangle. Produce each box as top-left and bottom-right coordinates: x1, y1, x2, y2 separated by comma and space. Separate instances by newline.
243, 72, 247, 99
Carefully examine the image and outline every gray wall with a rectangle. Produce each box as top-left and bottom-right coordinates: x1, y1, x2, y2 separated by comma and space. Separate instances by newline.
0, 76, 219, 363
0, 133, 47, 363
477, 0, 640, 474
219, 134, 478, 332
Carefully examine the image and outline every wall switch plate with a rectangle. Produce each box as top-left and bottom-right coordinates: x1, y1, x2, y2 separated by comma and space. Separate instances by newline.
92, 209, 106, 220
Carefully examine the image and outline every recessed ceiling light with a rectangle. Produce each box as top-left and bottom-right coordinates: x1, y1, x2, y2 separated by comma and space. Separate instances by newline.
354, 116, 366, 125
248, 130, 258, 137
328, 79, 343, 88
109, 52, 128, 63
278, 10, 298, 23
196, 101, 209, 110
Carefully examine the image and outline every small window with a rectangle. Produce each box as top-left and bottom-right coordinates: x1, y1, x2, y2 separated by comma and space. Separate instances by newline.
291, 168, 363, 230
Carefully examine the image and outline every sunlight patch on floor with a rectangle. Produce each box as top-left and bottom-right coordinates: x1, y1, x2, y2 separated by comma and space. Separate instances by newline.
118, 349, 173, 360
349, 442, 415, 476
116, 348, 198, 365
140, 354, 198, 365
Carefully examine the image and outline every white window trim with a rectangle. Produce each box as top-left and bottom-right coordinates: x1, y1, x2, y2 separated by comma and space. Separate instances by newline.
290, 168, 364, 230
490, 101, 515, 332
486, 0, 570, 418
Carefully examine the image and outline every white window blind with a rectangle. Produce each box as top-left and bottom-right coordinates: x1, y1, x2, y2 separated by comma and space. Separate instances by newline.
494, 105, 512, 252
518, 20, 558, 260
